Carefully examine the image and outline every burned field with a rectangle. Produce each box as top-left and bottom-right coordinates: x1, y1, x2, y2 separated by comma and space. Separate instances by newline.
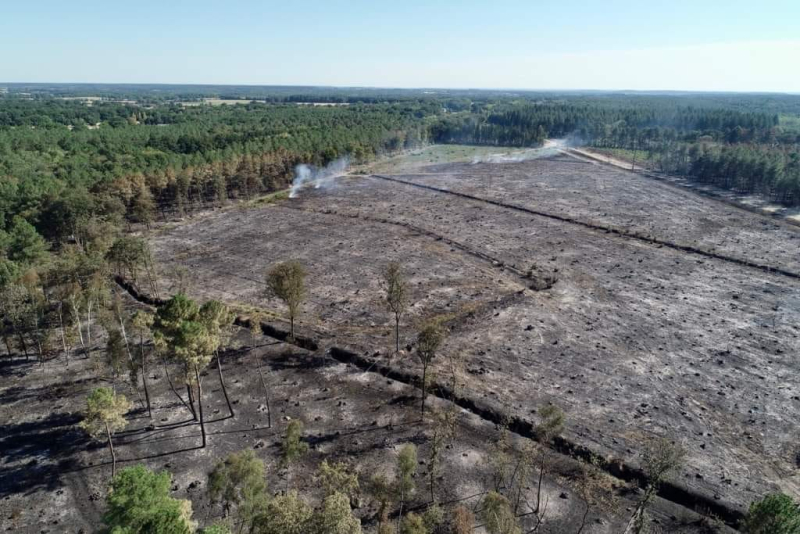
145, 151, 800, 522
6, 150, 796, 532
2, 311, 684, 534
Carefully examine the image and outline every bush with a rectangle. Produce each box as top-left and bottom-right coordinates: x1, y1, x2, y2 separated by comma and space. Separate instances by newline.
104, 465, 195, 534
742, 493, 800, 534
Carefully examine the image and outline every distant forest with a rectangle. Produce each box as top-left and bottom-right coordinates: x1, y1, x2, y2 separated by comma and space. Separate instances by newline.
1, 85, 799, 285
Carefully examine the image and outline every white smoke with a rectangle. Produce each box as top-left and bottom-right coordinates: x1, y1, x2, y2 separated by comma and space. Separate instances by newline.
289, 156, 350, 198
470, 139, 571, 164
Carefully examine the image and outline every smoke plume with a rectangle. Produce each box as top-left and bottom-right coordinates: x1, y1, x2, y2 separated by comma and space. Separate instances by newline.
289, 156, 350, 198
470, 139, 572, 164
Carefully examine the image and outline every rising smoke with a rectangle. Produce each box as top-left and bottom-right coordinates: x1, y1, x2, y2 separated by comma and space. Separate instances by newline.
470, 138, 573, 164
289, 156, 350, 198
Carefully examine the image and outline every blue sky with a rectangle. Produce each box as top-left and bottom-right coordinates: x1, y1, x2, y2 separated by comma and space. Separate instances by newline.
2, 0, 799, 92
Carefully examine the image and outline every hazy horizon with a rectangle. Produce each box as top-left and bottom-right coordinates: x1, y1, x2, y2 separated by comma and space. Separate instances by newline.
2, 82, 799, 96
2, 0, 799, 93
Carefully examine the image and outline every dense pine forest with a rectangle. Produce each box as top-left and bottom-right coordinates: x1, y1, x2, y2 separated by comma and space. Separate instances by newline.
1, 85, 800, 289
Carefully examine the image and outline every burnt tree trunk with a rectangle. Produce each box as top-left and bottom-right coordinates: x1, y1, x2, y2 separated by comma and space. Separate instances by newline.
140, 334, 152, 418
105, 422, 117, 479
194, 365, 206, 448
216, 350, 234, 418
160, 354, 192, 416
257, 357, 272, 428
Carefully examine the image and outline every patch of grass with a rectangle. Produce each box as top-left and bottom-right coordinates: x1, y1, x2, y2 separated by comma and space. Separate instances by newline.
249, 189, 290, 206
362, 144, 536, 174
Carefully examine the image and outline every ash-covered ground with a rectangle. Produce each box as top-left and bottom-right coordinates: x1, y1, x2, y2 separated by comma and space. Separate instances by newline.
6, 148, 794, 532
147, 150, 800, 519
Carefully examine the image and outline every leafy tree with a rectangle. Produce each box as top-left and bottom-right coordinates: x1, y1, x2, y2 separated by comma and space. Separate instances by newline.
199, 300, 235, 417
265, 261, 306, 340
251, 490, 313, 534
281, 419, 309, 485
104, 465, 195, 534
173, 315, 216, 447
130, 182, 156, 228
396, 443, 417, 528
314, 491, 362, 534
742, 493, 800, 534
318, 460, 360, 503
383, 262, 409, 354
79, 387, 131, 478
208, 449, 269, 532
153, 293, 201, 418
415, 323, 443, 418
422, 504, 444, 532
481, 491, 520, 534
7, 216, 48, 266
106, 236, 155, 289
400, 512, 427, 534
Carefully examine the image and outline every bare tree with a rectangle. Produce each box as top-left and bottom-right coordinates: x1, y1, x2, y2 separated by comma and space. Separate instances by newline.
415, 323, 444, 418
383, 262, 409, 355
131, 311, 154, 418
625, 437, 686, 534
533, 404, 565, 514
265, 261, 306, 341
427, 408, 457, 503
249, 314, 272, 428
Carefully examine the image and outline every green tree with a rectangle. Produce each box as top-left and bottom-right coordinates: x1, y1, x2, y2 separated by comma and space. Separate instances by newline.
422, 505, 444, 532
396, 443, 417, 528
415, 323, 443, 418
79, 387, 131, 478
742, 493, 800, 534
281, 419, 309, 485
130, 183, 156, 228
314, 491, 362, 534
153, 293, 200, 418
318, 460, 360, 502
265, 261, 306, 340
199, 300, 235, 418
208, 449, 269, 532
481, 492, 520, 534
383, 261, 409, 354
251, 490, 313, 534
7, 216, 48, 266
400, 512, 427, 534
173, 316, 215, 447
104, 465, 195, 534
